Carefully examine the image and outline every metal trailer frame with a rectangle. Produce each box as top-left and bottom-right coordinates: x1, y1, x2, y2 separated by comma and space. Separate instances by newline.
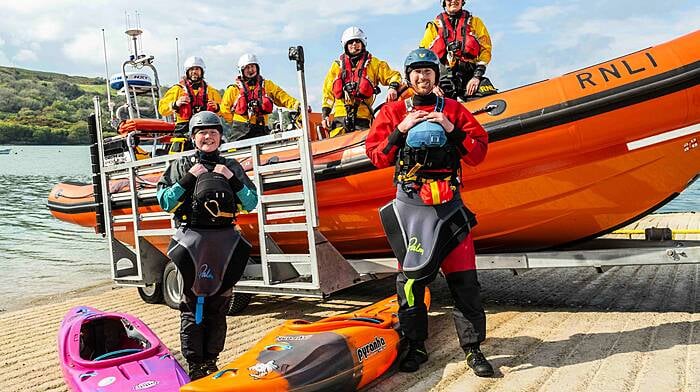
90, 44, 700, 309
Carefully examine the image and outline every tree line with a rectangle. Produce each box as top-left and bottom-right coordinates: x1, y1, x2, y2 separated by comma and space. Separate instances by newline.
0, 66, 159, 145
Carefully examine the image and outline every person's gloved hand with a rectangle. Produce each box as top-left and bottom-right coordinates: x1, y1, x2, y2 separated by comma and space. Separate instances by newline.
175, 95, 190, 108
213, 164, 234, 180
321, 107, 332, 129
466, 77, 481, 96
398, 110, 429, 133
188, 163, 208, 177
206, 100, 219, 112
386, 87, 398, 102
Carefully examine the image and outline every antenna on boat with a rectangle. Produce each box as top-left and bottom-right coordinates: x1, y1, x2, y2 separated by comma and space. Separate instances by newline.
135, 10, 144, 55
175, 37, 181, 82
101, 28, 115, 125
123, 10, 143, 60
126, 28, 143, 60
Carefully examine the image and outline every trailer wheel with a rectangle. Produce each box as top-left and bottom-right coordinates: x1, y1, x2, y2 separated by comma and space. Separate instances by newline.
228, 292, 253, 315
137, 283, 164, 304
163, 261, 183, 310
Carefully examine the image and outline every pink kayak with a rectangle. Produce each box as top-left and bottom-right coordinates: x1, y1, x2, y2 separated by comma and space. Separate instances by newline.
58, 306, 189, 391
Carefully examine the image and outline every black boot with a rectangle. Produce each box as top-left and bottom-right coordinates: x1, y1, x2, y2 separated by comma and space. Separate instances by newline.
203, 358, 219, 375
187, 362, 208, 380
399, 341, 429, 373
466, 346, 494, 377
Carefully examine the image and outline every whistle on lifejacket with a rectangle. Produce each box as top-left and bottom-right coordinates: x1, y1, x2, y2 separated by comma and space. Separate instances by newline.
405, 163, 424, 179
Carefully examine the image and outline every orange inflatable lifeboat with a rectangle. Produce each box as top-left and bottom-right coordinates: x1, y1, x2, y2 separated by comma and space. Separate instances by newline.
48, 31, 700, 254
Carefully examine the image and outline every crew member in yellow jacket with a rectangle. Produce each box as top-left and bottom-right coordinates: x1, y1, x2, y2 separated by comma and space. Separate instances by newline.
159, 56, 229, 135
321, 26, 402, 138
220, 53, 300, 141
420, 0, 494, 101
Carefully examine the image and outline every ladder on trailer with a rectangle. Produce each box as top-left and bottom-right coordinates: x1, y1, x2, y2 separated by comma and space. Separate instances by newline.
92, 44, 361, 297
92, 112, 360, 295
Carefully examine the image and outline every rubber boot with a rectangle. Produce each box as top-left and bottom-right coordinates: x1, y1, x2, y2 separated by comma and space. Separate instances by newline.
203, 358, 219, 375
187, 362, 208, 380
466, 346, 494, 377
399, 340, 429, 373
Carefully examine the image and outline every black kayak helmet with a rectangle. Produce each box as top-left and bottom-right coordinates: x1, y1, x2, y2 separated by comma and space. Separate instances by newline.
189, 111, 223, 136
404, 48, 441, 83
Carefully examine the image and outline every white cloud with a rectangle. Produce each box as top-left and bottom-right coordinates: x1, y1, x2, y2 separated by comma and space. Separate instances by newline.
30, 17, 64, 41
0, 0, 697, 99
0, 50, 10, 65
13, 49, 37, 62
205, 40, 266, 58
515, 5, 572, 33
62, 30, 108, 66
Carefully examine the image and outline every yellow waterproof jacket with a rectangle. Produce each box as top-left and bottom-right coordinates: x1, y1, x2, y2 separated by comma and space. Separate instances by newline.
321, 54, 402, 121
420, 13, 492, 67
158, 83, 229, 123
220, 79, 299, 125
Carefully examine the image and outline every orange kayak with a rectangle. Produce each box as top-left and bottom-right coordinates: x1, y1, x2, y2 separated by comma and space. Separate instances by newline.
180, 289, 430, 392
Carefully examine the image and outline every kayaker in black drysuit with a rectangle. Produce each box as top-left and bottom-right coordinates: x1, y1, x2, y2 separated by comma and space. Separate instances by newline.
365, 48, 494, 377
156, 110, 258, 380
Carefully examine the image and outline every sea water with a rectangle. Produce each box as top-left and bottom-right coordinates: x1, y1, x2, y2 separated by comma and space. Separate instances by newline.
0, 145, 697, 311
0, 146, 109, 311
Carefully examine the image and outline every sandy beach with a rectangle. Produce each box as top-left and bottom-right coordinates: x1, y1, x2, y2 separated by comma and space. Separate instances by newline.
1, 213, 698, 391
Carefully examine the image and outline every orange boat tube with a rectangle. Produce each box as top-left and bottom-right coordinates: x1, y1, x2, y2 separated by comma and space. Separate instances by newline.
48, 31, 700, 254
180, 289, 430, 392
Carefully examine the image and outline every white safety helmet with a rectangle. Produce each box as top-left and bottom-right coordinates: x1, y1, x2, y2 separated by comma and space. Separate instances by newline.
237, 53, 260, 74
341, 26, 367, 49
183, 56, 206, 74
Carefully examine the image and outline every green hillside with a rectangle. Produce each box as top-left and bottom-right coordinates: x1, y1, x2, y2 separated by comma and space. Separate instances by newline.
0, 66, 121, 145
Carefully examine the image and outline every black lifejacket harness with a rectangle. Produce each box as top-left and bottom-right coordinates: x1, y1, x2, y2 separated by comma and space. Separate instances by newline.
175, 155, 239, 228
395, 96, 462, 191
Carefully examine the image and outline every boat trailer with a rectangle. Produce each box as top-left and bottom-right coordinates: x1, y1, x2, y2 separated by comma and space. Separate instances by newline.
87, 39, 700, 314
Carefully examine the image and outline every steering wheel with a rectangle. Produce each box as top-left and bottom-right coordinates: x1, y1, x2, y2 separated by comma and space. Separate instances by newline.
94, 348, 142, 361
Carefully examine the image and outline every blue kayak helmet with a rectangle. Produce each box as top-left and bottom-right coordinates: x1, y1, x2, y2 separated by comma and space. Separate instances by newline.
404, 48, 440, 84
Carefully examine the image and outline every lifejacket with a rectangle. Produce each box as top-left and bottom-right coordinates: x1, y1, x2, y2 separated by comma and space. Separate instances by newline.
332, 52, 376, 100
430, 11, 481, 64
190, 171, 237, 227
232, 76, 274, 118
173, 153, 239, 227
396, 96, 461, 184
177, 79, 209, 121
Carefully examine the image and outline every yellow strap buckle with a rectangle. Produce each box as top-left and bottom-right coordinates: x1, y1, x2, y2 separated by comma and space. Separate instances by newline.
405, 163, 423, 178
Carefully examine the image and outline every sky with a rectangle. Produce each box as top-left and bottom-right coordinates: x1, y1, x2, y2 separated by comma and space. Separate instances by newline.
0, 0, 698, 106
